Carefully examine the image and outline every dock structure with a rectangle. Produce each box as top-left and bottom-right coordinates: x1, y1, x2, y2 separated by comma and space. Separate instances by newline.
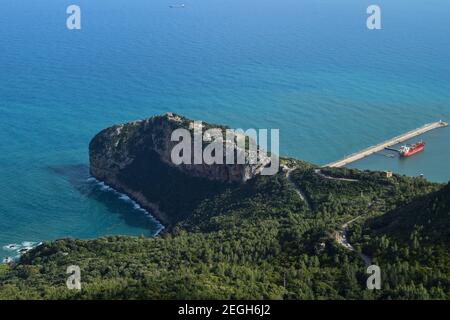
324, 121, 448, 168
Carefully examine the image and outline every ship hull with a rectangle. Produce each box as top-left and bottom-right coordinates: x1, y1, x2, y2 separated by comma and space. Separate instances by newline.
400, 146, 425, 157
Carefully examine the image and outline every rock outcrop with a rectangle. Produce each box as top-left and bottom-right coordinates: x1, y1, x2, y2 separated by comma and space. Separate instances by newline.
89, 113, 274, 225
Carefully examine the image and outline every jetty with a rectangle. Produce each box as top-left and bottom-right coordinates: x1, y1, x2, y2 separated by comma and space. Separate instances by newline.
325, 121, 448, 168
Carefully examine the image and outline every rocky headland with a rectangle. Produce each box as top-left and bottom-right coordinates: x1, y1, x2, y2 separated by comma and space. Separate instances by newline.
89, 113, 274, 225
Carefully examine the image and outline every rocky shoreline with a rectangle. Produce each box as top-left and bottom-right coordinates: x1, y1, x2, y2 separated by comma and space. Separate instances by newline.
89, 171, 170, 228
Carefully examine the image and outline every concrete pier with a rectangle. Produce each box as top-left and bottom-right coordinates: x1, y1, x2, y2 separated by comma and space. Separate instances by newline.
324, 121, 448, 168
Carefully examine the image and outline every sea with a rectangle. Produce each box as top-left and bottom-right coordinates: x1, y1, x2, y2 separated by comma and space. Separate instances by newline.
1, 0, 449, 260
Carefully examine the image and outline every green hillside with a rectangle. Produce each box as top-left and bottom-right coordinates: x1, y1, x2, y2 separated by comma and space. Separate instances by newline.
1, 161, 448, 300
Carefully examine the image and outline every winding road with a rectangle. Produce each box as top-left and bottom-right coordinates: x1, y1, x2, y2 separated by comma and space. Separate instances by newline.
336, 216, 372, 267
285, 166, 371, 266
285, 168, 307, 202
314, 169, 359, 182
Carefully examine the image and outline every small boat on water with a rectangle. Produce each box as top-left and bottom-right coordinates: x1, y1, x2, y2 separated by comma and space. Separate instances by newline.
169, 4, 185, 8
399, 141, 425, 157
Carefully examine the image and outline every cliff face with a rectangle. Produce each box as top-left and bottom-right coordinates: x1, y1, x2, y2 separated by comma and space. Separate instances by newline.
89, 113, 271, 183
89, 113, 272, 225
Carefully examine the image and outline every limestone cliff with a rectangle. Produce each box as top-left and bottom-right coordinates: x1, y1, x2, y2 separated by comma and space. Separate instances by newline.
89, 113, 273, 225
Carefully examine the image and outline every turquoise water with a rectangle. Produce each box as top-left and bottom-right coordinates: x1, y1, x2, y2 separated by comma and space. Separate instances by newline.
350, 126, 450, 182
1, 0, 450, 259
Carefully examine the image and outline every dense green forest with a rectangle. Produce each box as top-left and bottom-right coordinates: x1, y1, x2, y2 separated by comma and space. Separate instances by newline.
0, 159, 448, 299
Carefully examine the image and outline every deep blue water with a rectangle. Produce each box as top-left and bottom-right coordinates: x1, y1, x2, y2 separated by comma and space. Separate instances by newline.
1, 0, 450, 260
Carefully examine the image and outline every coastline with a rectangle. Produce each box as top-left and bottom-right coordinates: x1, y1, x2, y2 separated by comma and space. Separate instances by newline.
88, 174, 168, 233
1, 241, 43, 265
1, 176, 166, 265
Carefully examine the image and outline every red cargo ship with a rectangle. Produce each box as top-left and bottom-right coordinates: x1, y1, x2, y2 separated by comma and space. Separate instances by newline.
399, 141, 425, 157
